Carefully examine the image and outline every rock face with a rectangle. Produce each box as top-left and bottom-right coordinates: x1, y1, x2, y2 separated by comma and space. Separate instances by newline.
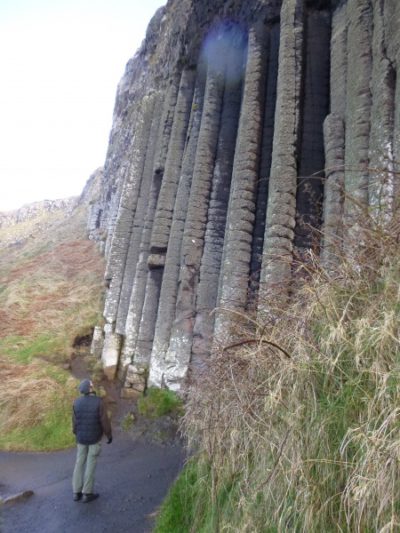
92, 0, 400, 390
0, 198, 77, 229
0, 198, 78, 247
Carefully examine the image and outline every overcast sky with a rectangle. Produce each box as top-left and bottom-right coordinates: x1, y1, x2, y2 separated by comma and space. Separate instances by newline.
0, 0, 165, 212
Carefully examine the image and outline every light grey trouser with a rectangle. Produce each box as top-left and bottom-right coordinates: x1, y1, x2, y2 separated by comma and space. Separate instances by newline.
72, 442, 101, 494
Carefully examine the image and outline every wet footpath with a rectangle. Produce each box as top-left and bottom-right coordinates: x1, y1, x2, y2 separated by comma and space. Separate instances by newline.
0, 433, 183, 533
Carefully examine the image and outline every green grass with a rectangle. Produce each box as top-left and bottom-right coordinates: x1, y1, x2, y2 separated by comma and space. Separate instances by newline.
121, 412, 135, 431
0, 364, 78, 451
155, 459, 249, 533
0, 202, 105, 452
137, 387, 183, 419
0, 334, 65, 364
0, 396, 76, 451
154, 460, 206, 533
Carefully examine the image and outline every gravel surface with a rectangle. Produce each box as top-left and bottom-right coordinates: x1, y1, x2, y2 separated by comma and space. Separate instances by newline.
0, 433, 183, 533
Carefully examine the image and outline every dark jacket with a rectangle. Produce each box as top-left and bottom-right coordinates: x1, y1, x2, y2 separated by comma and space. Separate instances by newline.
72, 393, 112, 445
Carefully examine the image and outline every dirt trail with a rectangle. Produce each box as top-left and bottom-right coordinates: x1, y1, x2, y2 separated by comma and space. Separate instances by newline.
0, 356, 185, 533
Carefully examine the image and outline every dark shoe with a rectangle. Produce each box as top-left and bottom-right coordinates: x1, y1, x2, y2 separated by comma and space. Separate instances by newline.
73, 492, 82, 501
82, 493, 99, 503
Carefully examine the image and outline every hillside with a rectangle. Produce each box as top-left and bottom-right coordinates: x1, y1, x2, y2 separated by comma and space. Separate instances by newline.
0, 197, 105, 451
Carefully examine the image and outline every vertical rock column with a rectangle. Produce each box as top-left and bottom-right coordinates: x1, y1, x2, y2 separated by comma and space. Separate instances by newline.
214, 22, 268, 340
149, 70, 197, 264
103, 161, 133, 268
121, 69, 196, 370
117, 94, 164, 368
368, 1, 396, 222
192, 33, 246, 366
258, 0, 304, 318
103, 108, 139, 260
321, 2, 347, 267
101, 324, 122, 381
389, 0, 400, 209
148, 75, 205, 387
295, 9, 331, 251
103, 95, 157, 326
321, 115, 345, 266
162, 51, 226, 390
395, 74, 400, 214
116, 94, 159, 334
343, 0, 373, 242
101, 96, 157, 379
125, 80, 183, 372
101, 80, 179, 379
249, 23, 280, 307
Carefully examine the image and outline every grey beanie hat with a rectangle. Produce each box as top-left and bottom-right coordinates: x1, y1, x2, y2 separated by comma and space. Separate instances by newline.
79, 379, 92, 395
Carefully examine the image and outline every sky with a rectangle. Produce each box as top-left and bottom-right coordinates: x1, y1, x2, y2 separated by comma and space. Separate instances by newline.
0, 0, 165, 212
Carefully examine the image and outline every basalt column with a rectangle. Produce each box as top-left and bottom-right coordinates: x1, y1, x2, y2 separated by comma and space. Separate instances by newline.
192, 30, 246, 366
391, 1, 400, 210
295, 8, 330, 252
249, 23, 279, 308
118, 95, 164, 369
343, 0, 372, 243
395, 71, 400, 213
101, 96, 157, 378
148, 76, 206, 387
103, 106, 140, 260
214, 22, 268, 341
121, 69, 196, 369
321, 2, 347, 266
161, 46, 226, 390
103, 95, 157, 326
258, 0, 305, 317
368, 0, 396, 222
149, 70, 197, 267
103, 161, 129, 260
116, 94, 161, 334
103, 109, 139, 280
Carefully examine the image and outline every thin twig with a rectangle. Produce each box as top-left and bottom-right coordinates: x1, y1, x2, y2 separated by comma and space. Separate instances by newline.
223, 338, 291, 359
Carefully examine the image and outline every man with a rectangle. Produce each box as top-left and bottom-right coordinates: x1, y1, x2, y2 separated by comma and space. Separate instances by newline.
72, 379, 112, 503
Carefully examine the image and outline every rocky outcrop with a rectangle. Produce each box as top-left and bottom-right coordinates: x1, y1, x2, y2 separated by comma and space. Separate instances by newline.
0, 197, 78, 247
0, 198, 77, 229
90, 0, 400, 391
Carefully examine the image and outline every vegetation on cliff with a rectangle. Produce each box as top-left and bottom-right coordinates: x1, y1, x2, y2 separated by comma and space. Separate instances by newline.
0, 204, 105, 451
155, 211, 400, 532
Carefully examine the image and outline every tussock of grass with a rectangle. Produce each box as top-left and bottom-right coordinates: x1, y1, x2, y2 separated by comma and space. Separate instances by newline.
138, 387, 183, 419
0, 357, 77, 450
156, 212, 400, 531
154, 460, 208, 533
0, 334, 65, 364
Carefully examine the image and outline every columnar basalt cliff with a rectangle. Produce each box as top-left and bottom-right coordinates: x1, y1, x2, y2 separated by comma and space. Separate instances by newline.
91, 0, 400, 391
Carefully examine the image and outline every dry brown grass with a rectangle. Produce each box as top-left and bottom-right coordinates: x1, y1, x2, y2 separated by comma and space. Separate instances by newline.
0, 357, 60, 431
0, 205, 105, 450
181, 199, 400, 531
0, 207, 105, 340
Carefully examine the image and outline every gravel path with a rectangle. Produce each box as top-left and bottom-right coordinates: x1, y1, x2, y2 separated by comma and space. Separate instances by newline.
0, 433, 183, 533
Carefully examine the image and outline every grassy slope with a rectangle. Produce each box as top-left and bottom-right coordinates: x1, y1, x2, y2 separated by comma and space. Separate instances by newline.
155, 227, 400, 532
0, 205, 105, 451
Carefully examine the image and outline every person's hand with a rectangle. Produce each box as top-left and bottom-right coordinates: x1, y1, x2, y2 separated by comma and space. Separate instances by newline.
107, 436, 113, 444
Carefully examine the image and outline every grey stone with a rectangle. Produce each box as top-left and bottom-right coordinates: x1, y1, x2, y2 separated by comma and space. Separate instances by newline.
101, 330, 122, 380
90, 326, 104, 358
84, 0, 400, 392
